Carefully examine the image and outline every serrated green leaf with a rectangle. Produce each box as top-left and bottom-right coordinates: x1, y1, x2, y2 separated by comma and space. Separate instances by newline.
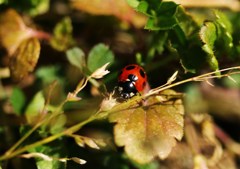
157, 1, 178, 17
141, 1, 179, 31
10, 87, 26, 115
200, 21, 219, 72
145, 16, 178, 30
214, 10, 233, 55
66, 47, 85, 71
87, 43, 114, 73
214, 10, 232, 34
200, 22, 216, 49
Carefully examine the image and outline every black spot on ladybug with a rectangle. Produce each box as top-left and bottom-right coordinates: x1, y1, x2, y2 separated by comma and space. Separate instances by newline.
126, 65, 136, 70
128, 74, 138, 81
139, 69, 145, 78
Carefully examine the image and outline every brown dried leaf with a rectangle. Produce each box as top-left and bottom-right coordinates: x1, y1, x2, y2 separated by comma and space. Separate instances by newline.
0, 9, 36, 55
9, 38, 40, 81
109, 90, 184, 164
71, 0, 146, 28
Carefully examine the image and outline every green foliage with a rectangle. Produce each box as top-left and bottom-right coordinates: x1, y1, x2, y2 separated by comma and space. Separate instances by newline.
36, 66, 62, 85
133, 1, 179, 30
214, 10, 233, 56
1, 1, 240, 169
25, 91, 45, 124
2, 0, 49, 16
50, 17, 75, 51
223, 74, 240, 88
10, 87, 26, 115
29, 144, 66, 169
200, 21, 219, 72
87, 44, 114, 73
66, 47, 85, 71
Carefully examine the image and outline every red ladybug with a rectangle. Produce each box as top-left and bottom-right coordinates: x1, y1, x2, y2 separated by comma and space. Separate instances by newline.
117, 64, 148, 99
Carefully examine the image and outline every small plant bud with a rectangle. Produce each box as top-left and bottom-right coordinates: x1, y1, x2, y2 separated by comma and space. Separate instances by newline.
91, 63, 110, 79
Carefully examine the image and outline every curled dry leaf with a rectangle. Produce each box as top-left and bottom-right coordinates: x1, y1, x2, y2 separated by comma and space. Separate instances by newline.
0, 9, 36, 55
109, 89, 184, 164
9, 38, 40, 81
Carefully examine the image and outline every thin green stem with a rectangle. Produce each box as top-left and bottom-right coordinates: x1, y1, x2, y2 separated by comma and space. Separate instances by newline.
1, 66, 239, 161
4, 122, 41, 156
1, 76, 90, 160
0, 115, 95, 161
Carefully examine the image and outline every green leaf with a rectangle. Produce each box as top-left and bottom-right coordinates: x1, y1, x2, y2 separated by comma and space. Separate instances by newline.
87, 43, 114, 73
200, 21, 219, 72
132, 160, 159, 169
36, 66, 62, 85
0, 0, 7, 5
5, 0, 49, 16
109, 90, 184, 164
223, 74, 240, 89
27, 0, 50, 16
147, 31, 168, 61
143, 1, 179, 30
214, 10, 233, 55
66, 47, 85, 71
214, 10, 232, 34
25, 91, 45, 124
10, 87, 26, 115
49, 114, 67, 135
50, 17, 75, 51
28, 144, 66, 169
157, 1, 178, 17
145, 16, 178, 30
126, 0, 139, 8
136, 1, 149, 15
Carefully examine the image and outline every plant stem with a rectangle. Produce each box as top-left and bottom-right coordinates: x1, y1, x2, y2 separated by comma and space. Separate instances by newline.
0, 115, 95, 161
1, 66, 239, 161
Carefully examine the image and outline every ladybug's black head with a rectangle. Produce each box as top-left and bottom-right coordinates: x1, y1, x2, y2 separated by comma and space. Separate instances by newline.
117, 80, 138, 99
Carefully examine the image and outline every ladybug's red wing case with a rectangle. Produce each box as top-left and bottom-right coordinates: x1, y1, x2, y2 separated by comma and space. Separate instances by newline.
117, 64, 148, 99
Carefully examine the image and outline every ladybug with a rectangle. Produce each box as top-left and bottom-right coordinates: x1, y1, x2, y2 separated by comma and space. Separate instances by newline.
117, 64, 147, 99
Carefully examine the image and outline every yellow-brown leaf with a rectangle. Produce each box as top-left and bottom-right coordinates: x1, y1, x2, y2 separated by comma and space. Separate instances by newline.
9, 38, 40, 81
109, 90, 184, 163
0, 9, 35, 55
